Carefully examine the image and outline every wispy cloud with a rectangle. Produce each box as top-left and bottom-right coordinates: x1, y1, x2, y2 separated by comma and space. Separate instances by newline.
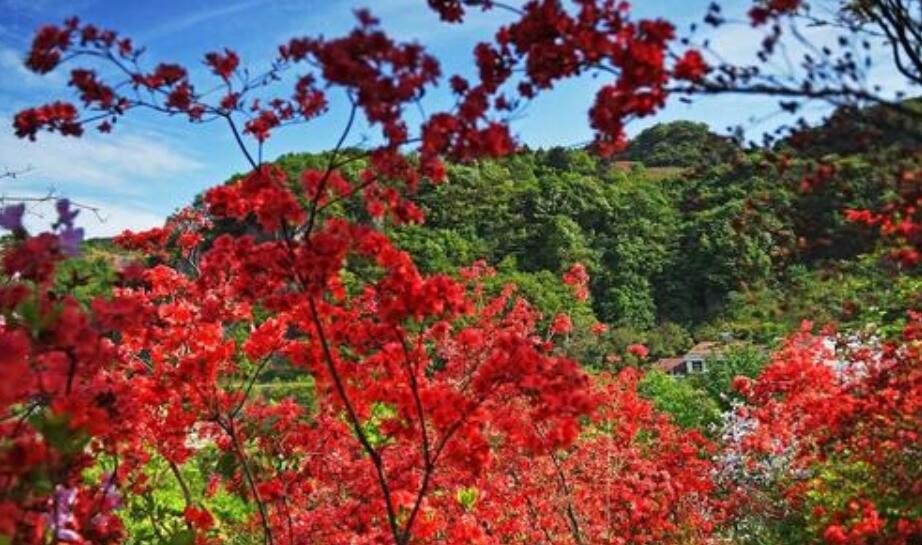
0, 114, 203, 194
138, 0, 269, 42
0, 0, 93, 15
75, 197, 165, 238
369, 0, 509, 42
0, 46, 63, 89
272, 0, 511, 55
0, 0, 96, 44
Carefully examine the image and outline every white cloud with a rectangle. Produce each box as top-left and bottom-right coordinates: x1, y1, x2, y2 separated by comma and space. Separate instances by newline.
0, 110, 202, 237
0, 47, 69, 95
7, 191, 166, 238
0, 47, 61, 89
0, 115, 204, 195
83, 200, 165, 238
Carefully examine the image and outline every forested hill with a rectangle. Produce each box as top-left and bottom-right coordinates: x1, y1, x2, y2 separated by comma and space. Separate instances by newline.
79, 111, 921, 360
258, 113, 918, 351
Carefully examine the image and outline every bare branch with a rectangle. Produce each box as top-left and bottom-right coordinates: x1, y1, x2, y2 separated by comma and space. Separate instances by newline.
0, 187, 106, 223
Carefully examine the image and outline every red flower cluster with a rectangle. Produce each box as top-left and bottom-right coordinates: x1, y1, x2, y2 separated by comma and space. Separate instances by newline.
424, 1, 688, 156
204, 48, 240, 80
845, 166, 922, 267
735, 319, 922, 543
481, 369, 720, 544
627, 343, 649, 359
562, 262, 590, 301
426, 0, 482, 22
749, 0, 803, 25
280, 11, 439, 144
673, 50, 709, 82
13, 101, 81, 140
0, 222, 150, 543
69, 69, 117, 108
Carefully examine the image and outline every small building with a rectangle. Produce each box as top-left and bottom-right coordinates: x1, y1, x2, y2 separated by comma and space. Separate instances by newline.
655, 357, 686, 376
655, 341, 721, 377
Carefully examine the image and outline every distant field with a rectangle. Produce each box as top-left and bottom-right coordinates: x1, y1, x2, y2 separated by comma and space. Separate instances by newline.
609, 160, 685, 181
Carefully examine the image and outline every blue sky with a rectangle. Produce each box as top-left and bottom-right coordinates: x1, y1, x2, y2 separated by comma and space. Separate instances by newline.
0, 0, 909, 237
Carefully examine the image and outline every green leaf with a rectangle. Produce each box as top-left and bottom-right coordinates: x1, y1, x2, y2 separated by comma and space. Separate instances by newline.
216, 451, 238, 480
456, 487, 478, 510
168, 529, 196, 545
29, 411, 90, 456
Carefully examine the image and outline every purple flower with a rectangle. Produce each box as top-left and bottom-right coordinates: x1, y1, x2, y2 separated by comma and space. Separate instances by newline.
58, 226, 85, 256
55, 528, 81, 542
47, 486, 80, 541
53, 486, 76, 511
100, 472, 123, 510
54, 199, 80, 229
0, 203, 25, 231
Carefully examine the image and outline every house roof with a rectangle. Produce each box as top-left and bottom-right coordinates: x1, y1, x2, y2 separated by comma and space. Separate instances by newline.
687, 341, 720, 357
655, 357, 685, 372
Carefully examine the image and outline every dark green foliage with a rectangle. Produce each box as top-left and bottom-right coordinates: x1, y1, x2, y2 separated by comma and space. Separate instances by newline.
388, 226, 482, 274
617, 121, 740, 167
412, 152, 678, 329
655, 156, 796, 324
698, 253, 922, 343
778, 99, 922, 158
602, 322, 693, 361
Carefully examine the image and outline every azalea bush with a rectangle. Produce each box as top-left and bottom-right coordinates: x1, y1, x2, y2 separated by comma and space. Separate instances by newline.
2, 1, 921, 545
729, 321, 922, 544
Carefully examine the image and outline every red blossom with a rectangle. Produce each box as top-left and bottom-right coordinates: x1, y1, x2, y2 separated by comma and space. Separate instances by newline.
69, 69, 117, 108
13, 101, 81, 140
562, 263, 590, 301
204, 48, 239, 80
627, 343, 649, 359
183, 506, 214, 530
244, 109, 280, 142
749, 0, 803, 25
26, 24, 73, 73
673, 49, 709, 81
549, 313, 573, 335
